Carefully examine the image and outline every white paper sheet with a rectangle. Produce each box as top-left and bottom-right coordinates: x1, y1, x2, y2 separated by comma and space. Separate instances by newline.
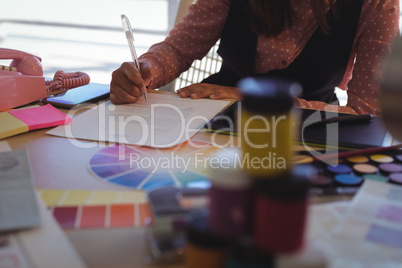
307, 181, 402, 267
0, 141, 11, 153
47, 93, 230, 148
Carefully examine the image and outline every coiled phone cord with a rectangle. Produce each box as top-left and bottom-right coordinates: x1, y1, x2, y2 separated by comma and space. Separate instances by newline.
46, 70, 90, 95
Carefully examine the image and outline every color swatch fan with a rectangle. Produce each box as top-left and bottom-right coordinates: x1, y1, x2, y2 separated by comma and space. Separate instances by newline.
88, 140, 221, 191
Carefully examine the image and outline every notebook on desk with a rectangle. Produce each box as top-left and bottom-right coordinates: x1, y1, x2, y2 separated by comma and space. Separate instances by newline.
0, 150, 41, 232
204, 101, 390, 149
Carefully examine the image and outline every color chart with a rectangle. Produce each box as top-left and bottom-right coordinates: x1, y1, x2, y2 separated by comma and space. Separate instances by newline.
88, 139, 222, 191
337, 180, 402, 251
88, 137, 402, 195
38, 189, 151, 229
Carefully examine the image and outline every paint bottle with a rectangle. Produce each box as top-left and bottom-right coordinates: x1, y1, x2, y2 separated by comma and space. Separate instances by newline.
226, 238, 274, 268
380, 37, 402, 141
238, 77, 301, 178
208, 147, 253, 239
254, 165, 310, 254
185, 210, 227, 268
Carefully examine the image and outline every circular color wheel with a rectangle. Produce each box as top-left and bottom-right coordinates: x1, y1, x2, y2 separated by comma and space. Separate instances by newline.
88, 140, 223, 191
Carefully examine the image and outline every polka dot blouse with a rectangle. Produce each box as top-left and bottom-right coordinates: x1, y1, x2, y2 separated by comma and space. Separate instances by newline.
139, 0, 400, 116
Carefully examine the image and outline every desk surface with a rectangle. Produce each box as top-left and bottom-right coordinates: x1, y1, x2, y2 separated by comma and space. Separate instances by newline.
3, 96, 352, 268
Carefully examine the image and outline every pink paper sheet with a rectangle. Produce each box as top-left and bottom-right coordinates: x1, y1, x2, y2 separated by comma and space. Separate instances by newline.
9, 104, 71, 130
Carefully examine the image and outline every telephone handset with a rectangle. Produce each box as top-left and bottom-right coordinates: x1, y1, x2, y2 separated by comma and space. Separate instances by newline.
0, 48, 90, 111
1, 48, 44, 76
0, 48, 47, 111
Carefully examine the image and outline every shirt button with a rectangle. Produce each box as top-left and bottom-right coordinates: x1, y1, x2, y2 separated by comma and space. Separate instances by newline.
282, 60, 287, 66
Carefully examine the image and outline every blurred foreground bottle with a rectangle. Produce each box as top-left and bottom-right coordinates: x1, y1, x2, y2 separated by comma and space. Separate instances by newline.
381, 37, 402, 141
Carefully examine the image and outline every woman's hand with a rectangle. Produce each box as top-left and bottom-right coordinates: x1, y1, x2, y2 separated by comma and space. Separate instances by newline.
110, 61, 153, 104
177, 83, 242, 100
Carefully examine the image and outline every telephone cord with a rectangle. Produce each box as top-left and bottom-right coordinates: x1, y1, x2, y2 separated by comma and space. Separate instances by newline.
46, 70, 90, 95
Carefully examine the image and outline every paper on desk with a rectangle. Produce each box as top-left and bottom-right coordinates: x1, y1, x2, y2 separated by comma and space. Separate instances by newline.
47, 93, 231, 148
9, 104, 72, 130
0, 150, 41, 232
307, 181, 402, 267
0, 112, 28, 139
335, 180, 402, 250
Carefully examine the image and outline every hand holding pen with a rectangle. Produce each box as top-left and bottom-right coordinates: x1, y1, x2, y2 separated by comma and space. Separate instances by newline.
121, 14, 147, 103
110, 15, 151, 104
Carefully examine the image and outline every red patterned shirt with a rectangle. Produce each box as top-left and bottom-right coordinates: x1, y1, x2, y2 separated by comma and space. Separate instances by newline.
140, 0, 400, 115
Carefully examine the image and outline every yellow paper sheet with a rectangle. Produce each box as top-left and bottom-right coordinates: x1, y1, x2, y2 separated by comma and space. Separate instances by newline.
0, 112, 28, 139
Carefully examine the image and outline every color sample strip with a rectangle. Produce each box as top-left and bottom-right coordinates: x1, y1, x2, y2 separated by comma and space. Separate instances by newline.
61, 190, 92, 206
52, 203, 148, 229
53, 207, 78, 229
39, 189, 147, 207
377, 204, 402, 224
117, 191, 147, 204
89, 191, 119, 205
138, 203, 153, 227
40, 189, 66, 206
366, 224, 402, 248
80, 205, 107, 228
387, 185, 402, 201
110, 204, 135, 227
41, 189, 149, 229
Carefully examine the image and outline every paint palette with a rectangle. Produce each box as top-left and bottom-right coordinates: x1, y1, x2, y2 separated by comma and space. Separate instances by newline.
296, 149, 402, 195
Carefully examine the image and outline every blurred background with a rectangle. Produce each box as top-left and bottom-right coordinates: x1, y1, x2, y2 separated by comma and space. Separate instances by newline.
1, 0, 402, 104
0, 0, 179, 84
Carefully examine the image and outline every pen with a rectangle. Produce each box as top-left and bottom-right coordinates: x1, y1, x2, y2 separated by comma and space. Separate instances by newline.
121, 14, 147, 103
307, 113, 373, 127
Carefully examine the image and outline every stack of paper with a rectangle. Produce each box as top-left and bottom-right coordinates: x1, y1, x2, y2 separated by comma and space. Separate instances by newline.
0, 104, 71, 139
308, 180, 402, 267
0, 150, 41, 232
0, 147, 86, 268
47, 93, 230, 148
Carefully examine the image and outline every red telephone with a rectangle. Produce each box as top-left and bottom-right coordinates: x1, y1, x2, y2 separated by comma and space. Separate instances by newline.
0, 48, 90, 111
0, 48, 47, 111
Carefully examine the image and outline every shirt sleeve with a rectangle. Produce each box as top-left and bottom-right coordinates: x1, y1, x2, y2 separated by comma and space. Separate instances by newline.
296, 0, 400, 116
139, 0, 231, 89
344, 0, 400, 116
